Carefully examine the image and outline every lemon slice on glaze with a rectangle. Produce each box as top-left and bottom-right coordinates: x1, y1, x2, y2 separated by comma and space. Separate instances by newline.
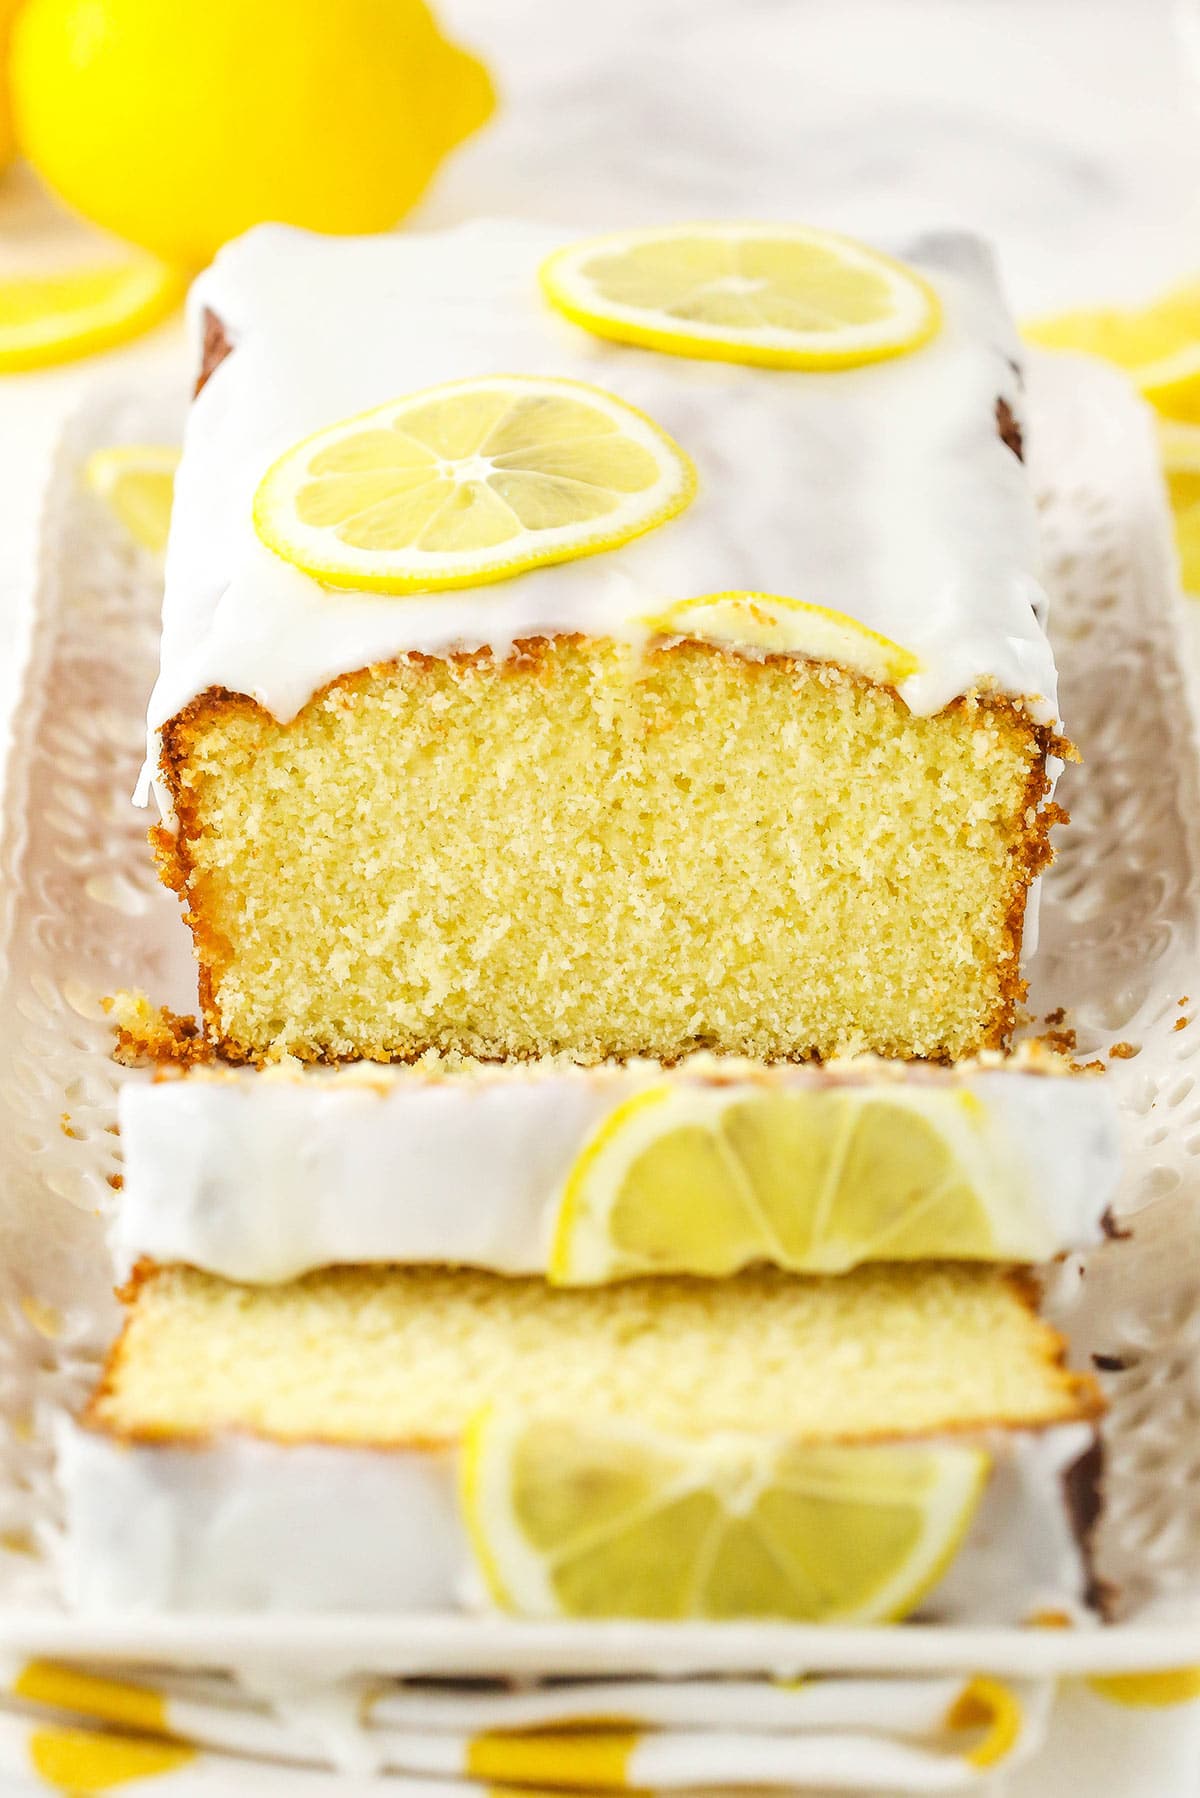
549, 1084, 1049, 1284
253, 374, 696, 593
84, 444, 180, 553
541, 223, 941, 370
643, 592, 920, 685
0, 259, 183, 373
461, 1411, 989, 1622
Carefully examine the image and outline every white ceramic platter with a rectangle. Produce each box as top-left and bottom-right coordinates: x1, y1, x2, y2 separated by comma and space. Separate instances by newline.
1, 354, 1199, 1681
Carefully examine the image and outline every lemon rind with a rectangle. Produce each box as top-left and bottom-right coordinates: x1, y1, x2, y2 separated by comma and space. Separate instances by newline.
549, 1082, 1051, 1286
866, 1446, 992, 1624
540, 223, 943, 371
0, 262, 184, 373
83, 445, 180, 554
460, 1410, 991, 1624
641, 590, 922, 685
84, 444, 181, 488
252, 372, 698, 594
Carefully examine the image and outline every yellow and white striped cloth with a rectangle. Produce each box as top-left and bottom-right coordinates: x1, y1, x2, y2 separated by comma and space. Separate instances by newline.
0, 1658, 1197, 1793
0, 1659, 1046, 1792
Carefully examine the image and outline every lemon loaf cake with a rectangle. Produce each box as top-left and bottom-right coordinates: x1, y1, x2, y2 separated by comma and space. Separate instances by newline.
59, 1264, 1102, 1619
114, 1055, 1119, 1283
141, 218, 1063, 1066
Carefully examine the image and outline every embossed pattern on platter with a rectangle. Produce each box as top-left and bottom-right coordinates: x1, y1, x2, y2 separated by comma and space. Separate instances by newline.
0, 357, 1199, 1640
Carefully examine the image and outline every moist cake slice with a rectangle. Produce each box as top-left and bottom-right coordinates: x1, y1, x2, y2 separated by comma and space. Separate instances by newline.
114, 1053, 1119, 1283
59, 1264, 1102, 1620
141, 219, 1063, 1066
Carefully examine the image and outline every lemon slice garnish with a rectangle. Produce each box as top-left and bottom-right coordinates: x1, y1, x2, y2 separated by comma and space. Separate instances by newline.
643, 591, 920, 685
0, 260, 183, 373
1156, 422, 1200, 594
549, 1084, 1049, 1284
1025, 284, 1200, 422
462, 1411, 989, 1622
84, 444, 180, 554
253, 374, 696, 593
541, 224, 941, 370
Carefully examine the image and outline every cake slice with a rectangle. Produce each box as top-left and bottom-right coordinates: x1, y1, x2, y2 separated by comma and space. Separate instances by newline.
60, 1264, 1103, 1620
142, 220, 1063, 1066
114, 1054, 1119, 1283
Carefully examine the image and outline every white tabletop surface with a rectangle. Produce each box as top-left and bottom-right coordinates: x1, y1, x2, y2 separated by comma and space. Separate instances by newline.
1, 0, 1198, 1790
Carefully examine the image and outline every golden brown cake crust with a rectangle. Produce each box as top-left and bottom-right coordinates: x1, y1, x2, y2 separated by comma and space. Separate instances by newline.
106, 991, 215, 1068
195, 308, 233, 395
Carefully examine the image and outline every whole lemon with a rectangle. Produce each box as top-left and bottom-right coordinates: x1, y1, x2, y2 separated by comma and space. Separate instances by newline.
10, 0, 494, 266
0, 0, 26, 171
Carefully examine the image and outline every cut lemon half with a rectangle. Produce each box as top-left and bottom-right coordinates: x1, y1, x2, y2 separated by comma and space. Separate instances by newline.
540, 224, 941, 370
643, 592, 920, 685
84, 444, 180, 554
0, 260, 184, 373
462, 1411, 989, 1622
1024, 284, 1200, 422
253, 374, 696, 593
550, 1083, 1048, 1284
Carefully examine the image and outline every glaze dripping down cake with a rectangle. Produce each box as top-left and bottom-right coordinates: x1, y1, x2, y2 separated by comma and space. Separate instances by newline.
141, 221, 1065, 1066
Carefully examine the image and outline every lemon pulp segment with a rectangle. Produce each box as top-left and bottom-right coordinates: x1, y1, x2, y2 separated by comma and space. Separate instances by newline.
253, 374, 696, 593
84, 444, 179, 553
462, 1412, 989, 1622
0, 260, 183, 372
550, 1084, 1047, 1283
643, 592, 920, 684
541, 223, 941, 369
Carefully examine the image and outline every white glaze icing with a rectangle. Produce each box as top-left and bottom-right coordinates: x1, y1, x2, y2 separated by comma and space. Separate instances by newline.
114, 1057, 1119, 1283
55, 1417, 1097, 1621
139, 218, 1057, 796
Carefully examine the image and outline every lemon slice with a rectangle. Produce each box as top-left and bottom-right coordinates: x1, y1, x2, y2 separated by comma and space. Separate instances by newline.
0, 260, 183, 373
1156, 422, 1200, 593
1025, 284, 1200, 422
1158, 419, 1200, 474
462, 1411, 989, 1622
550, 1083, 1049, 1284
253, 374, 696, 593
1167, 482, 1200, 595
84, 445, 180, 553
540, 224, 941, 370
643, 592, 920, 685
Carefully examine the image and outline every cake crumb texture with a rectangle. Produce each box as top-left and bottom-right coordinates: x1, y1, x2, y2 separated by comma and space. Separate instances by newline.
94, 1263, 1100, 1447
159, 637, 1057, 1066
106, 990, 213, 1068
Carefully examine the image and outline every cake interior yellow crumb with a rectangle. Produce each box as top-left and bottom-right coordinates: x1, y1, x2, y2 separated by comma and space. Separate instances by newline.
95, 1263, 1100, 1447
161, 637, 1054, 1066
